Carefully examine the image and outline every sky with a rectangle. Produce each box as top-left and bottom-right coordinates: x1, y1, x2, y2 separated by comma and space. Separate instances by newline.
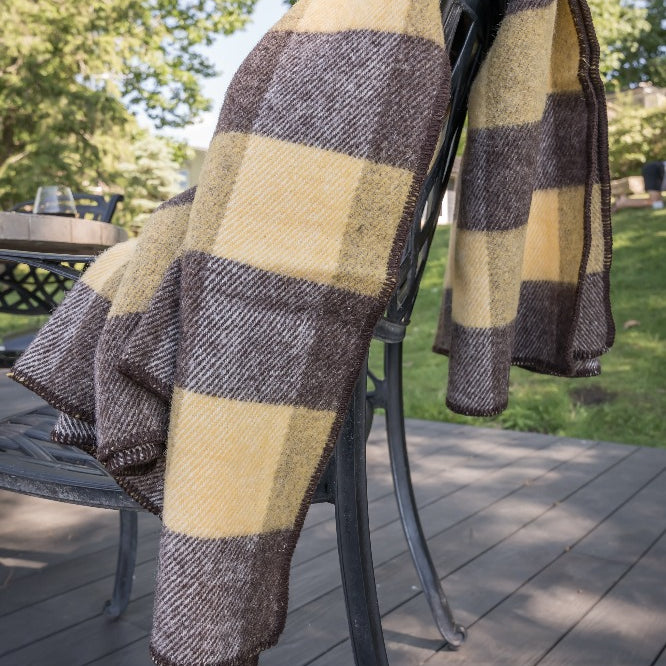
158, 0, 288, 149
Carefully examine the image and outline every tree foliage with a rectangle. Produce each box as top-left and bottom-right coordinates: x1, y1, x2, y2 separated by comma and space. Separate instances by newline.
589, 0, 666, 89
0, 0, 256, 219
588, 1, 666, 178
2, 0, 664, 218
608, 101, 666, 178
98, 128, 193, 230
613, 0, 666, 89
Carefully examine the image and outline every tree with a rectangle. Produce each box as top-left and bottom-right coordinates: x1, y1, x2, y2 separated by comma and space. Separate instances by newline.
98, 126, 194, 231
607, 99, 666, 178
616, 1, 666, 89
588, 0, 666, 89
587, 1, 666, 178
0, 0, 257, 213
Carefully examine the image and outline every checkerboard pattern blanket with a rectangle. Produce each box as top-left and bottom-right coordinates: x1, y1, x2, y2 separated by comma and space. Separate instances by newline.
434, 0, 614, 416
11, 0, 612, 664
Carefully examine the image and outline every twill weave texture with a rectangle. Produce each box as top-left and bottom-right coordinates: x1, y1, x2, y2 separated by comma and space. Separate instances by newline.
11, 0, 612, 664
434, 0, 613, 415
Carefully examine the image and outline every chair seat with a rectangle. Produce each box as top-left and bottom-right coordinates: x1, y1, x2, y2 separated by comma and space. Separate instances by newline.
0, 406, 140, 510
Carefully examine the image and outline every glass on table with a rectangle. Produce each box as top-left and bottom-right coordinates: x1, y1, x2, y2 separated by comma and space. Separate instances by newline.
33, 186, 77, 217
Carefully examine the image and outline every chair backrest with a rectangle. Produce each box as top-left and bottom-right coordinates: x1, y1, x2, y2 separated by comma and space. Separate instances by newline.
72, 193, 124, 222
382, 0, 507, 332
10, 193, 124, 223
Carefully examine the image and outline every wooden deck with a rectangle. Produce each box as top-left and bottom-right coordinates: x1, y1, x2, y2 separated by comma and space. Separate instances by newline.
1, 376, 665, 666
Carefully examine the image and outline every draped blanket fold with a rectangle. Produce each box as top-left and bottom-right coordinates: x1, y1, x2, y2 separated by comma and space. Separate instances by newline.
10, 0, 612, 664
433, 0, 614, 416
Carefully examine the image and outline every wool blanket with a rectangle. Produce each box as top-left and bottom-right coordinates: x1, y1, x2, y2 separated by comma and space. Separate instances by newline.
10, 0, 612, 664
433, 0, 614, 416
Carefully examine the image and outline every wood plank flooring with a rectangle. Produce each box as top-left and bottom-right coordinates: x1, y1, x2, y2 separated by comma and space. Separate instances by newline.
1, 400, 665, 665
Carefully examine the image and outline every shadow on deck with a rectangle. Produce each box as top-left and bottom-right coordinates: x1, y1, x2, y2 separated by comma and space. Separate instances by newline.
1, 376, 665, 666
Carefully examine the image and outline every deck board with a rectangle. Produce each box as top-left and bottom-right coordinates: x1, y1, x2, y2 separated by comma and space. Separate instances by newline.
537, 529, 666, 666
1, 408, 665, 666
653, 647, 666, 666
86, 639, 154, 666
425, 467, 666, 665
369, 445, 664, 666
0, 515, 160, 616
0, 559, 158, 656
287, 434, 580, 614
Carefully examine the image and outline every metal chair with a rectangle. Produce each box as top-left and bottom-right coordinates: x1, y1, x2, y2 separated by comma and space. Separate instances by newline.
313, 2, 506, 659
2, 193, 124, 321
0, 404, 140, 619
0, 252, 83, 321
0, 0, 504, 659
11, 193, 124, 223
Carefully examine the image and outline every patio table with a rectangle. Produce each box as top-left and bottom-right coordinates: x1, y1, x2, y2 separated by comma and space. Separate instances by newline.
0, 210, 127, 254
0, 211, 128, 320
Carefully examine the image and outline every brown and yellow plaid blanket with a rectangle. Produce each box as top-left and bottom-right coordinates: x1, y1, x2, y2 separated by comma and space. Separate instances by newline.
434, 0, 614, 416
10, 0, 613, 664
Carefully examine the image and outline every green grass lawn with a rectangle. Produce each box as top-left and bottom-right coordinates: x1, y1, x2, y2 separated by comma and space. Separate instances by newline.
371, 205, 666, 447
0, 314, 48, 340
1, 207, 663, 446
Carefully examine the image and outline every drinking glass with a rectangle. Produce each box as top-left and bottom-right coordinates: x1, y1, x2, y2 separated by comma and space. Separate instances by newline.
34, 186, 77, 217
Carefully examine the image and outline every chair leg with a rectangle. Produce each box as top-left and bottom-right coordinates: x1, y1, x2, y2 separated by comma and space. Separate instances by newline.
384, 341, 466, 648
104, 509, 138, 619
335, 357, 389, 666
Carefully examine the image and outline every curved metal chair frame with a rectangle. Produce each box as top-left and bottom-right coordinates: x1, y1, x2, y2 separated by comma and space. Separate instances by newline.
0, 406, 139, 618
0, 0, 504, 658
319, 2, 506, 658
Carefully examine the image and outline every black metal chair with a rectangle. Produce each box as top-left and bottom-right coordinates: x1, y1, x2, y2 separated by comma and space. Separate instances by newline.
11, 192, 124, 223
2, 193, 124, 322
0, 0, 504, 659
314, 2, 507, 659
0, 405, 140, 619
